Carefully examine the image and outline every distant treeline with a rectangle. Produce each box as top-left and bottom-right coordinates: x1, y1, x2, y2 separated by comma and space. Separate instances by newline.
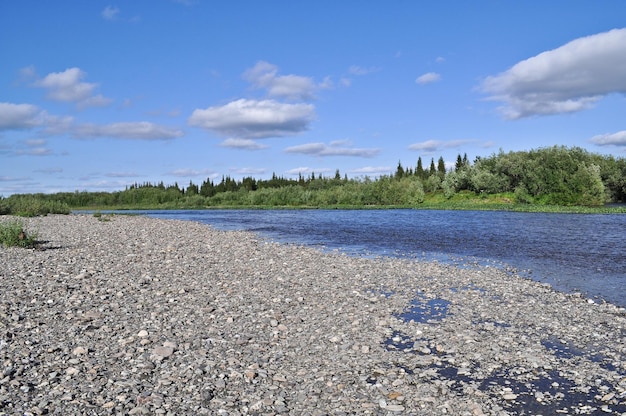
2, 146, 625, 215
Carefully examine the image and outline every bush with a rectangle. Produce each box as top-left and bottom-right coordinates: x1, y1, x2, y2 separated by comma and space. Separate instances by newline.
0, 220, 37, 248
0, 195, 70, 216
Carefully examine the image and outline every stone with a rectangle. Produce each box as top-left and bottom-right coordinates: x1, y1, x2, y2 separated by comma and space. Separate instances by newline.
152, 346, 174, 358
72, 346, 88, 355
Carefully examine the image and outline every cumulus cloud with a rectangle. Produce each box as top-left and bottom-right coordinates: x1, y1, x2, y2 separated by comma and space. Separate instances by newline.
188, 98, 315, 140
220, 138, 269, 150
33, 67, 112, 108
102, 6, 120, 20
416, 72, 441, 84
72, 122, 184, 140
243, 61, 318, 101
481, 28, 626, 119
0, 103, 44, 130
284, 141, 380, 158
590, 130, 626, 147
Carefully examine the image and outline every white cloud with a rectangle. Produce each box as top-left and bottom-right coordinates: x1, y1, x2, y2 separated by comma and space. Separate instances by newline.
284, 141, 380, 158
243, 61, 317, 100
408, 139, 474, 153
35, 68, 95, 101
481, 28, 626, 119
416, 72, 441, 84
102, 6, 120, 20
0, 102, 43, 130
590, 130, 626, 147
33, 67, 112, 108
220, 138, 268, 150
73, 122, 184, 140
408, 140, 442, 152
188, 98, 315, 140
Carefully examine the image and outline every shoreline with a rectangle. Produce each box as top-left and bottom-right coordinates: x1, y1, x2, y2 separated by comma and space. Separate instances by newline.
1, 215, 625, 414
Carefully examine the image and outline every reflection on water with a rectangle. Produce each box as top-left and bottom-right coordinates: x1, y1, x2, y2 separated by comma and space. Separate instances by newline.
104, 209, 625, 307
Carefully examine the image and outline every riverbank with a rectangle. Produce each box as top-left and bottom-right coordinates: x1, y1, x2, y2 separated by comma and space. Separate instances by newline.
1, 215, 625, 414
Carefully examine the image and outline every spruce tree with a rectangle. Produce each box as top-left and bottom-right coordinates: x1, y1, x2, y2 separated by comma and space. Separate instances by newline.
416, 157, 425, 179
437, 156, 446, 179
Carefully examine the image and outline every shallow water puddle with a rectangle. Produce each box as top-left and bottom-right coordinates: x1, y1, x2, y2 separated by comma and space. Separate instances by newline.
542, 336, 624, 375
394, 292, 451, 323
382, 296, 625, 414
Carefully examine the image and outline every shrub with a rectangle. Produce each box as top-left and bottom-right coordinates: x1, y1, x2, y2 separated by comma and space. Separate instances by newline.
0, 220, 37, 248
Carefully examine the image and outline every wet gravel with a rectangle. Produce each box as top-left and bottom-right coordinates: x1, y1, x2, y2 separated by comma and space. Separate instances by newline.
1, 214, 625, 415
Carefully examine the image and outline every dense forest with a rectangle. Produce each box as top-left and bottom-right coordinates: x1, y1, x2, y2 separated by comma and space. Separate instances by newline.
2, 146, 625, 216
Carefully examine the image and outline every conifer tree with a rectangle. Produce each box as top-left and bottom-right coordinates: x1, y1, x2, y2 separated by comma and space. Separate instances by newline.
395, 161, 405, 179
455, 154, 464, 171
437, 156, 446, 179
416, 157, 425, 179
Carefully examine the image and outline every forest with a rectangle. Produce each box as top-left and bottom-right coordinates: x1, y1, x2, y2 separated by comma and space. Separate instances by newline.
2, 146, 626, 216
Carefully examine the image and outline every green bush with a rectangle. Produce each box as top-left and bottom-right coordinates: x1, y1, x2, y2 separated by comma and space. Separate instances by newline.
0, 220, 37, 248
0, 195, 70, 216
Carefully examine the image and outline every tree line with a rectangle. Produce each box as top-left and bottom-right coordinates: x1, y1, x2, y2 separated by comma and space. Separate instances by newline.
2, 146, 625, 215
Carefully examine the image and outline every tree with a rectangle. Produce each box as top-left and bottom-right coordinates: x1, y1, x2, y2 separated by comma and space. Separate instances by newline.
186, 180, 199, 195
395, 161, 405, 179
416, 157, 425, 179
200, 179, 215, 197
429, 158, 436, 176
455, 154, 464, 171
437, 156, 446, 179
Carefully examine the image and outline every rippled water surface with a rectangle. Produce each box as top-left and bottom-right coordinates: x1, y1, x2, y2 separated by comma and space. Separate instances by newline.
123, 209, 625, 307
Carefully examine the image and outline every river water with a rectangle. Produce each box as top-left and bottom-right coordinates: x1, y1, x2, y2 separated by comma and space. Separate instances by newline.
117, 209, 625, 308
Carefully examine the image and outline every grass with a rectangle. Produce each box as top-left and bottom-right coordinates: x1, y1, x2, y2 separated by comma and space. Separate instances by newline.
0, 220, 37, 248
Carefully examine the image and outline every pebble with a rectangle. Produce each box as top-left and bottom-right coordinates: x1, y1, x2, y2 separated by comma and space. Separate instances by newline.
1, 214, 624, 415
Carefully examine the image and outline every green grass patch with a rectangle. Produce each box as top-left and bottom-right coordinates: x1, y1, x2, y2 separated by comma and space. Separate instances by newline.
0, 220, 37, 248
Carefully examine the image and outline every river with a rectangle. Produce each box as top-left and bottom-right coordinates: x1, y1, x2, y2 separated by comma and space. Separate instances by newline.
108, 209, 625, 308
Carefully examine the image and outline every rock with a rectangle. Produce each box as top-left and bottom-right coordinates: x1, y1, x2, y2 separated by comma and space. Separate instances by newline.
72, 346, 88, 355
385, 404, 405, 412
152, 346, 174, 359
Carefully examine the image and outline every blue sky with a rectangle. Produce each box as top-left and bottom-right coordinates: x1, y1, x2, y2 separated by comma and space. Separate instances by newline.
1, 1, 626, 196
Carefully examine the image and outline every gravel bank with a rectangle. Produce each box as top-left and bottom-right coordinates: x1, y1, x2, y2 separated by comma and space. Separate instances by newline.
1, 214, 625, 415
